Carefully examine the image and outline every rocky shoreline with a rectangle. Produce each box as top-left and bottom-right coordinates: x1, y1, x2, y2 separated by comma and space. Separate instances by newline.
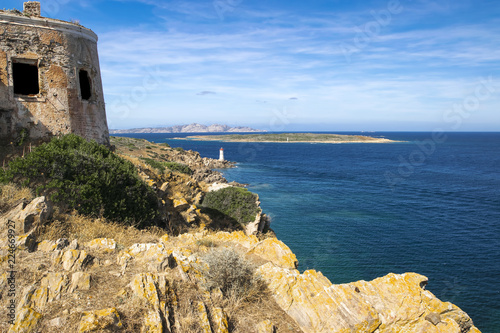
0, 137, 480, 333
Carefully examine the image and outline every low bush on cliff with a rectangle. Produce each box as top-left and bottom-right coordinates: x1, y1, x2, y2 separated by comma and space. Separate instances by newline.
0, 134, 159, 227
140, 157, 166, 173
140, 157, 192, 175
201, 187, 259, 226
202, 248, 264, 300
165, 161, 192, 175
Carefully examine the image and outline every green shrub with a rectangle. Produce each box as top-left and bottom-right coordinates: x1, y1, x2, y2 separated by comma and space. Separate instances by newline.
0, 134, 159, 227
17, 128, 29, 146
201, 187, 259, 225
140, 157, 166, 173
164, 162, 192, 175
140, 158, 192, 175
174, 147, 184, 152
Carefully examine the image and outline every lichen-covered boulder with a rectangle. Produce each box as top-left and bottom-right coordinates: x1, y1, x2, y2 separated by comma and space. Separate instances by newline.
53, 249, 93, 271
78, 308, 122, 332
85, 238, 116, 252
8, 196, 53, 233
8, 307, 42, 333
248, 238, 298, 269
69, 272, 91, 292
257, 263, 380, 333
258, 263, 481, 333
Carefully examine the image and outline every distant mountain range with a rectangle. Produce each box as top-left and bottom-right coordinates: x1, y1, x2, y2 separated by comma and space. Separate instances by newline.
109, 123, 265, 134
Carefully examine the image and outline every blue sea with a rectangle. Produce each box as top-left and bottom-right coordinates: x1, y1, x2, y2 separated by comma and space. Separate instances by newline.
115, 132, 500, 332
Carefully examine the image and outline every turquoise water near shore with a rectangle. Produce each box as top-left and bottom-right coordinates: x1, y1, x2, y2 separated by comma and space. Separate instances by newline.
115, 132, 500, 332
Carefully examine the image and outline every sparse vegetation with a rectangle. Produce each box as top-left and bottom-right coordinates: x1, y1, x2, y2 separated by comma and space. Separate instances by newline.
202, 248, 263, 300
16, 127, 29, 146
0, 183, 34, 213
196, 238, 218, 248
201, 187, 259, 225
36, 212, 164, 247
140, 157, 192, 175
0, 134, 159, 227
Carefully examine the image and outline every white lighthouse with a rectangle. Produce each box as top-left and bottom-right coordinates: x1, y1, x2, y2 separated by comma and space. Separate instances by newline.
219, 147, 225, 161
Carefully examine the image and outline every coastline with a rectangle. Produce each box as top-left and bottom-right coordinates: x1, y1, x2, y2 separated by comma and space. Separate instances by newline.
174, 134, 402, 144
0, 135, 482, 333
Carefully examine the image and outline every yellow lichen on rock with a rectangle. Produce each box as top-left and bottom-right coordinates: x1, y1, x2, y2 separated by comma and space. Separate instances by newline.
53, 249, 93, 271
37, 240, 57, 252
197, 301, 212, 333
204, 230, 260, 249
129, 273, 161, 309
256, 319, 275, 333
8, 307, 42, 333
40, 272, 70, 303
159, 233, 169, 245
258, 263, 481, 333
78, 307, 123, 332
85, 238, 117, 252
173, 197, 189, 209
258, 262, 382, 333
142, 310, 164, 333
70, 272, 91, 292
212, 307, 229, 333
248, 238, 298, 269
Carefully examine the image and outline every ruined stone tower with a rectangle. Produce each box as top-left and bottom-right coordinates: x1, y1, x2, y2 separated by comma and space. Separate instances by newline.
0, 2, 109, 146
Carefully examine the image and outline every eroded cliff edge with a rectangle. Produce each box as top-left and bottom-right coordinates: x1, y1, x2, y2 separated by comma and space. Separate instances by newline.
0, 137, 480, 332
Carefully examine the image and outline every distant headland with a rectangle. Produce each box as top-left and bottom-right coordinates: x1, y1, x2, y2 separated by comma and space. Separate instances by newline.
180, 133, 400, 143
109, 123, 265, 134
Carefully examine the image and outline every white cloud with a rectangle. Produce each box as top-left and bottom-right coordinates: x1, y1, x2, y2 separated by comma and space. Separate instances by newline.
95, 2, 499, 130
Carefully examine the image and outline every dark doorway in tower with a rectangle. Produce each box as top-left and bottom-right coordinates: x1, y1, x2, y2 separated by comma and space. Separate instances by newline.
13, 61, 39, 96
79, 69, 92, 100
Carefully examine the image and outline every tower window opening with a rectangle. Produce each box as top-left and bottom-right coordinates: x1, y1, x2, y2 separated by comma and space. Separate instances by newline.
13, 62, 39, 96
79, 69, 92, 100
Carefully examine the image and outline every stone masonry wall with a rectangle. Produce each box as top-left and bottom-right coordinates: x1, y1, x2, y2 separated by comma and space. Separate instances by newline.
0, 4, 109, 146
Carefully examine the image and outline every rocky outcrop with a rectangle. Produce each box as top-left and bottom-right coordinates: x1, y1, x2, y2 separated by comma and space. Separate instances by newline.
0, 208, 482, 333
248, 238, 298, 269
257, 263, 480, 333
2, 196, 52, 234
0, 225, 304, 332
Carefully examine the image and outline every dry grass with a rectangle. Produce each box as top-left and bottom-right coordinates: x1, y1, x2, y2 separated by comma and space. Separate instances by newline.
36, 211, 166, 247
173, 281, 205, 333
0, 182, 34, 213
202, 248, 268, 306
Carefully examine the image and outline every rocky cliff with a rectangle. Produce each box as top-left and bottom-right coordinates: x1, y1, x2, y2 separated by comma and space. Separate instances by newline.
0, 137, 481, 333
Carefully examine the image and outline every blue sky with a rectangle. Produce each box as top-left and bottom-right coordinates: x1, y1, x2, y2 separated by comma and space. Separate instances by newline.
5, 0, 500, 131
